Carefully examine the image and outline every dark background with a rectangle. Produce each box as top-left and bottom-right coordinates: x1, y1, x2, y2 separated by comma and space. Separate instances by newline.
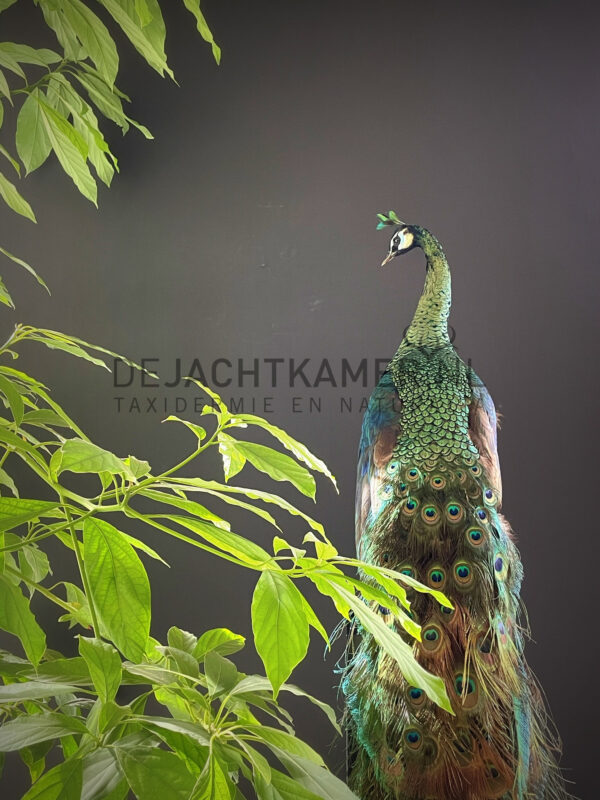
1, 1, 599, 797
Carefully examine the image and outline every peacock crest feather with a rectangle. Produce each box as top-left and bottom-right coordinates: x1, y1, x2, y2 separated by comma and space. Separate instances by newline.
342, 215, 572, 800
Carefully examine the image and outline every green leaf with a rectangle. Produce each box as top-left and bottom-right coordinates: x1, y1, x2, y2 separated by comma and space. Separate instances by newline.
0, 1, 18, 13
118, 746, 196, 799
19, 544, 51, 590
0, 246, 47, 293
0, 713, 86, 751
22, 757, 82, 800
232, 677, 340, 734
78, 636, 121, 703
134, 0, 153, 26
133, 716, 210, 747
204, 651, 239, 695
0, 142, 21, 175
0, 171, 36, 221
83, 517, 151, 661
159, 644, 199, 678
170, 478, 326, 537
163, 414, 206, 443
0, 681, 81, 702
141, 488, 230, 529
167, 626, 196, 654
167, 515, 273, 567
36, 94, 97, 204
0, 47, 25, 78
251, 570, 309, 697
0, 468, 18, 497
0, 576, 46, 664
60, 0, 119, 86
123, 455, 150, 479
0, 43, 60, 67
26, 334, 108, 369
269, 749, 358, 800
20, 739, 52, 784
181, 0, 221, 64
332, 581, 453, 713
260, 768, 322, 800
96, 0, 172, 78
16, 91, 52, 174
167, 480, 280, 530
218, 432, 246, 481
72, 67, 129, 131
298, 592, 329, 647
54, 438, 131, 478
229, 440, 316, 498
118, 531, 167, 565
244, 724, 325, 766
194, 752, 233, 800
81, 740, 137, 800
0, 277, 14, 309
233, 414, 337, 488
0, 371, 24, 424
194, 628, 245, 660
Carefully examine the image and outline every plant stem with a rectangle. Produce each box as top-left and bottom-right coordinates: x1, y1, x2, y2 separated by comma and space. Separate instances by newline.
61, 494, 101, 637
4, 565, 72, 612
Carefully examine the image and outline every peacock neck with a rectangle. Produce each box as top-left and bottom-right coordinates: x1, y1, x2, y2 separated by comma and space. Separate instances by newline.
401, 227, 451, 350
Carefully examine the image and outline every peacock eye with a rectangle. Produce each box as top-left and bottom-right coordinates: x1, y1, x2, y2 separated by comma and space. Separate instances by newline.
446, 503, 463, 522
483, 487, 497, 505
405, 729, 422, 748
431, 475, 446, 489
476, 507, 488, 522
454, 562, 474, 587
409, 687, 423, 700
400, 566, 415, 578
494, 553, 508, 581
430, 569, 444, 583
454, 675, 476, 695
471, 464, 482, 476
467, 527, 484, 546
386, 461, 399, 475
403, 498, 418, 515
421, 505, 440, 524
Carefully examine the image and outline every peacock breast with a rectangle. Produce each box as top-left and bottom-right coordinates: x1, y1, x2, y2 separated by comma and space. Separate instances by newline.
390, 345, 478, 467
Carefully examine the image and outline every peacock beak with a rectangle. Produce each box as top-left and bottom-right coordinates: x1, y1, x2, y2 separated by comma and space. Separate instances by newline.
380, 252, 395, 266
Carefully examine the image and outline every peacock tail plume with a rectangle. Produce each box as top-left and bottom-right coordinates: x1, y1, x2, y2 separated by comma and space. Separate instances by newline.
342, 215, 571, 800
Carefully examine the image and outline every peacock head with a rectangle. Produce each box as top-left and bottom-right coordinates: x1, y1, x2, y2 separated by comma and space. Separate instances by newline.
376, 211, 417, 265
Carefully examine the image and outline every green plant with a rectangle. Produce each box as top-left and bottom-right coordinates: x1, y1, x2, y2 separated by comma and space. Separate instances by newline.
0, 0, 220, 304
0, 324, 452, 798
0, 7, 455, 797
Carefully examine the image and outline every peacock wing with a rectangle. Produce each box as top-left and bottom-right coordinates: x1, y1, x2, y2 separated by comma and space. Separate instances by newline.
468, 369, 502, 505
355, 370, 402, 558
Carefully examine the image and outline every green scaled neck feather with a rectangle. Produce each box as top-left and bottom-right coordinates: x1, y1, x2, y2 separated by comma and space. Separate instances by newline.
398, 226, 451, 350
388, 225, 477, 468
343, 212, 571, 800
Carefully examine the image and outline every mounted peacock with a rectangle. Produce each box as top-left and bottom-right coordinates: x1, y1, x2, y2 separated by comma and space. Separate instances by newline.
342, 213, 571, 800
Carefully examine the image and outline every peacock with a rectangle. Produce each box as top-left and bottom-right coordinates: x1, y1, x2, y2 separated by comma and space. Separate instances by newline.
342, 214, 570, 800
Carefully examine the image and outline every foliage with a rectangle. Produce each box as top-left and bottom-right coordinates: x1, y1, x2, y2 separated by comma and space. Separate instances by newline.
0, 0, 220, 306
0, 324, 452, 798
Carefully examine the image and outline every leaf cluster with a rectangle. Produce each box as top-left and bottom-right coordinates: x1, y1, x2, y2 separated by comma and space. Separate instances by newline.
0, 0, 220, 306
0, 325, 452, 798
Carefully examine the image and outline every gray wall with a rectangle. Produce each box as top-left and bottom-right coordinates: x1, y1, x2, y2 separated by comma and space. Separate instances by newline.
2, 1, 598, 796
